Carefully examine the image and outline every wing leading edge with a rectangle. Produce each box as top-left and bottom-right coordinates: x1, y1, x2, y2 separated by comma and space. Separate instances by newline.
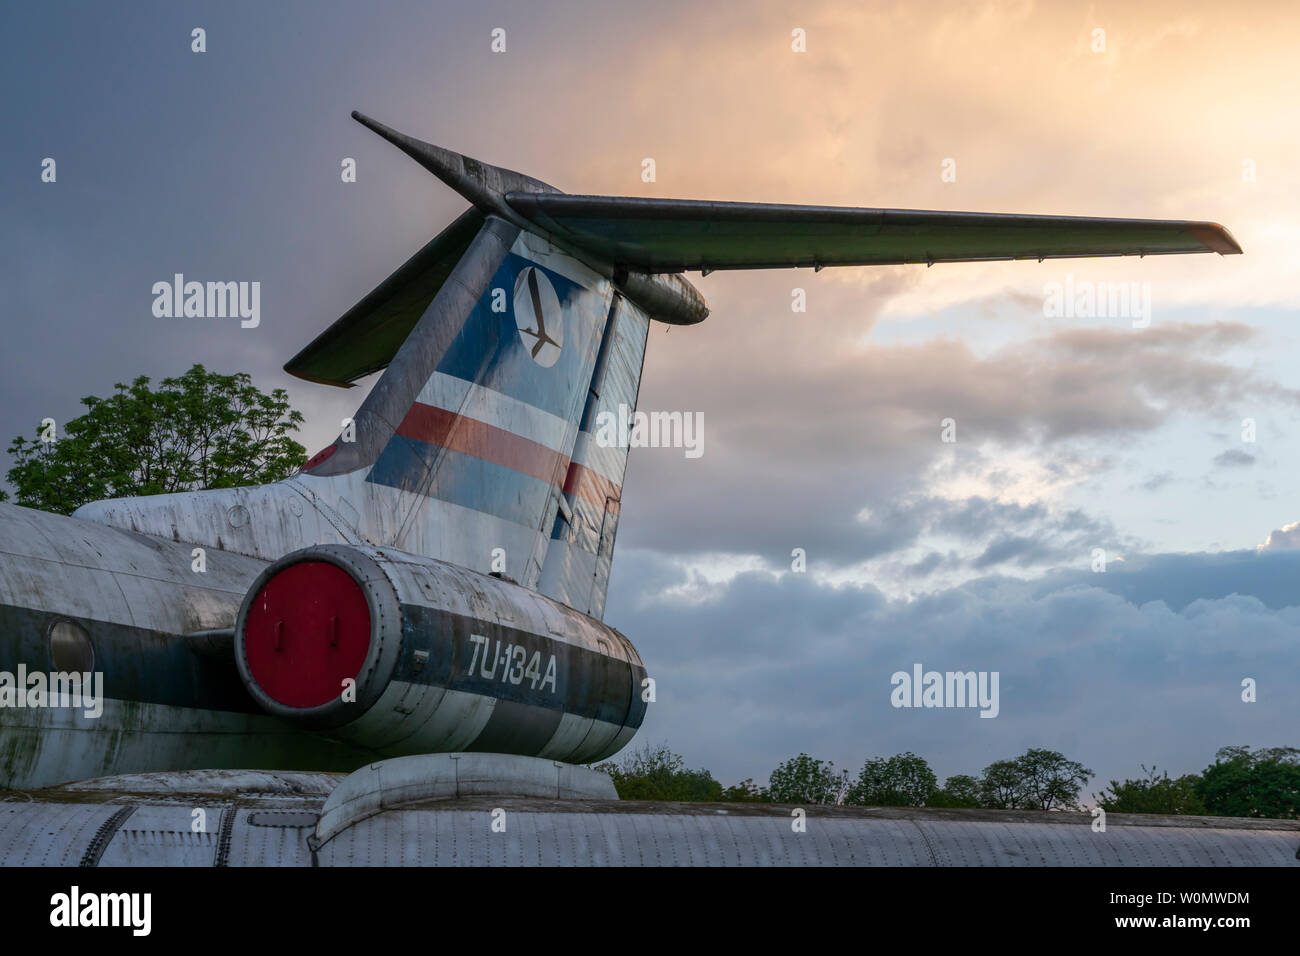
504, 193, 1242, 273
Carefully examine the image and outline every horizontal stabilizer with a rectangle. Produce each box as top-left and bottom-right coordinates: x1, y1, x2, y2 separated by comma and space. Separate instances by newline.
285, 207, 484, 386
504, 194, 1242, 273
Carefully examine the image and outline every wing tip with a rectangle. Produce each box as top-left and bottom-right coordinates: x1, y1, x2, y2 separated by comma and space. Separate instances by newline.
283, 357, 358, 389
1191, 223, 1244, 255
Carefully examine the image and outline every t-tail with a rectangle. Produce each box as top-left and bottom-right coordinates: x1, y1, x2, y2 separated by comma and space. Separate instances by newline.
282, 113, 692, 617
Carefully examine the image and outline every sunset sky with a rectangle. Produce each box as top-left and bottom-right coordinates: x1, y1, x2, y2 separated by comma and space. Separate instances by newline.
3, 0, 1298, 792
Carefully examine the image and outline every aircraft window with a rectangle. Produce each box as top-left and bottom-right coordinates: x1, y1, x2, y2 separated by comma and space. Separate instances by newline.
49, 620, 94, 678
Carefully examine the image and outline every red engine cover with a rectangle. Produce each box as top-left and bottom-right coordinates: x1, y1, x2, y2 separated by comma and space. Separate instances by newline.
242, 560, 372, 708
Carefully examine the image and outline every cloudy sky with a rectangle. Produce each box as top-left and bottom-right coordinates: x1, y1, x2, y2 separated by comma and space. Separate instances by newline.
3, 0, 1298, 796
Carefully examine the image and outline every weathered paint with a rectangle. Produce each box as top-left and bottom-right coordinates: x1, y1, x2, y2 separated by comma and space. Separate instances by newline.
502, 193, 1243, 272
538, 293, 651, 617
0, 767, 1294, 867
0, 501, 647, 788
0, 501, 385, 788
71, 226, 632, 605
313, 753, 618, 845
233, 545, 646, 765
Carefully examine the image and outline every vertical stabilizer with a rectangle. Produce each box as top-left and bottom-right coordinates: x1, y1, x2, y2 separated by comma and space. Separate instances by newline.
297, 223, 617, 589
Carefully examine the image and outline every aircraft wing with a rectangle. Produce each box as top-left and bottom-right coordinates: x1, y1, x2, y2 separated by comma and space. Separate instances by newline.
505, 194, 1242, 273
284, 206, 485, 386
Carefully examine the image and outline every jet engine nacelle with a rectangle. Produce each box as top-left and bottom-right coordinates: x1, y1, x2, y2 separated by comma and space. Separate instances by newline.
615, 269, 709, 325
233, 544, 646, 764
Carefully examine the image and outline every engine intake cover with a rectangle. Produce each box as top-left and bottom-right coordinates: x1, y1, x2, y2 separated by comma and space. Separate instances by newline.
235, 546, 403, 728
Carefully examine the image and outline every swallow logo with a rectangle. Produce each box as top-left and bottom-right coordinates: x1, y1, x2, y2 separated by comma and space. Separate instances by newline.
513, 266, 563, 367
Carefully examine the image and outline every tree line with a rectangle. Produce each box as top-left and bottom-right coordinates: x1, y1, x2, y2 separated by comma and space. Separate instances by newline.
594, 743, 1300, 819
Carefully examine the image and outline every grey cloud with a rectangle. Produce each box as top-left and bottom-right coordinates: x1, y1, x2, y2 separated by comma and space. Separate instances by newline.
1214, 448, 1256, 467
606, 546, 1300, 791
972, 535, 1057, 569
622, 308, 1294, 567
1023, 547, 1300, 612
1140, 471, 1175, 491
905, 551, 950, 576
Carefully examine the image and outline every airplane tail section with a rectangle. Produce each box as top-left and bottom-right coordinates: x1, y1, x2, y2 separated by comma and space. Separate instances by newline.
74, 111, 1239, 621
281, 113, 672, 611
281, 110, 1240, 617
294, 216, 618, 592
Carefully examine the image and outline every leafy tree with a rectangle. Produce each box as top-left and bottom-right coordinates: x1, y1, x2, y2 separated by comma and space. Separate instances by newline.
930, 773, 982, 809
1095, 765, 1206, 815
1013, 748, 1094, 811
720, 778, 769, 802
978, 749, 1093, 811
1197, 746, 1300, 819
594, 742, 723, 801
979, 758, 1029, 809
845, 752, 938, 807
766, 753, 850, 805
6, 364, 306, 515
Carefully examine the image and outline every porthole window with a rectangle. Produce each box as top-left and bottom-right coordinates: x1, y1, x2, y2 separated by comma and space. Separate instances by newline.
49, 619, 94, 679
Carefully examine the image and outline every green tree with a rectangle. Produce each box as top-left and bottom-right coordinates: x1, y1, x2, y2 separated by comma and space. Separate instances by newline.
1197, 746, 1300, 819
979, 758, 1029, 809
720, 778, 769, 802
1095, 765, 1206, 815
6, 364, 306, 515
593, 742, 723, 801
978, 749, 1093, 811
930, 773, 982, 809
1013, 748, 1093, 811
766, 753, 849, 805
845, 752, 938, 807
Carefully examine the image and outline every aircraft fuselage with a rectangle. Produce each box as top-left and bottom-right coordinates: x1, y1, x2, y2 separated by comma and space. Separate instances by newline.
0, 501, 644, 789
